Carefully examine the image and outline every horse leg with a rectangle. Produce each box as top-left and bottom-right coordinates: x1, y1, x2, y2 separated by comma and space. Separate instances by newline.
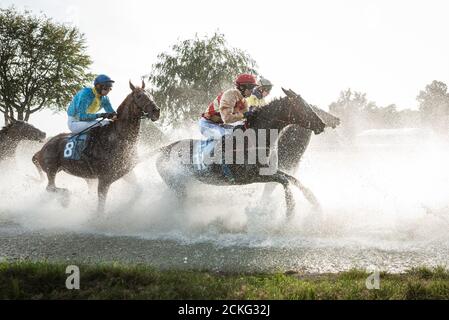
85, 178, 96, 194
282, 183, 295, 219
45, 170, 57, 192
45, 170, 70, 207
31, 152, 45, 182
277, 171, 321, 210
97, 179, 112, 214
259, 172, 295, 219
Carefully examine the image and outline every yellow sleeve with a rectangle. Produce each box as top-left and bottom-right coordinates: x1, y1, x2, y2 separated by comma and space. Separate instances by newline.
246, 95, 257, 108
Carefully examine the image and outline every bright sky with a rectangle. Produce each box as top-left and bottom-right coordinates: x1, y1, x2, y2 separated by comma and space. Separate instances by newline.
2, 0, 449, 134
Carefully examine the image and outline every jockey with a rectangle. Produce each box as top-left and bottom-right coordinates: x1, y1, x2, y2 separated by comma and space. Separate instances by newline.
200, 73, 258, 139
199, 73, 258, 183
67, 74, 117, 134
246, 77, 273, 110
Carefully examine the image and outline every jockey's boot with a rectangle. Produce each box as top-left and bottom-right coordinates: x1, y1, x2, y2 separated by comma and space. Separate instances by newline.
220, 135, 235, 183
222, 164, 235, 184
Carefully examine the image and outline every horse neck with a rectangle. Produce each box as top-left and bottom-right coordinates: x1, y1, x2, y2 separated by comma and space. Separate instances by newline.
277, 125, 312, 171
253, 102, 292, 131
113, 96, 141, 144
250, 102, 291, 149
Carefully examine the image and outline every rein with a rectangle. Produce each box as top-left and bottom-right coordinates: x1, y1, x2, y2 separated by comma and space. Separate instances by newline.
69, 92, 147, 139
132, 92, 153, 120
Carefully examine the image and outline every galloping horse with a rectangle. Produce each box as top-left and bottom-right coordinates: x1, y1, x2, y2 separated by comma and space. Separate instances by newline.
33, 81, 160, 213
0, 120, 46, 161
156, 88, 326, 218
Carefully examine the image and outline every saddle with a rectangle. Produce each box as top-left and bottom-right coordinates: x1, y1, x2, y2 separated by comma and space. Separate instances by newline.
193, 128, 252, 172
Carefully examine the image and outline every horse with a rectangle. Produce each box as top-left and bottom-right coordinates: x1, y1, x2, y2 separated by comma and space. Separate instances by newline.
261, 94, 341, 199
156, 88, 326, 219
32, 81, 160, 213
0, 120, 46, 161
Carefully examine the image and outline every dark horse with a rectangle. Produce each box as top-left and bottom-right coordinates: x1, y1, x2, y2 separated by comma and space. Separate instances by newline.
261, 93, 341, 199
33, 81, 160, 213
0, 120, 46, 161
156, 88, 326, 219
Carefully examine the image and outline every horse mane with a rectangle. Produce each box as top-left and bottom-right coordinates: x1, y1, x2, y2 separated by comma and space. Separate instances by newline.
253, 96, 286, 118
116, 88, 144, 115
116, 94, 132, 115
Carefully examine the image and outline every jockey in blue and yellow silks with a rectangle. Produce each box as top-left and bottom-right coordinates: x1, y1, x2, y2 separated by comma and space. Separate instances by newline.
246, 77, 273, 111
67, 74, 117, 134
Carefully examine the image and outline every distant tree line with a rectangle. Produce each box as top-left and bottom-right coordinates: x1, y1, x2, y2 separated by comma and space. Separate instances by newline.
1, 7, 448, 140
329, 80, 449, 138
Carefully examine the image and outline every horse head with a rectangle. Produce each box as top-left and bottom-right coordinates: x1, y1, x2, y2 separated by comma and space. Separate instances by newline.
118, 80, 160, 122
281, 88, 325, 135
5, 120, 46, 142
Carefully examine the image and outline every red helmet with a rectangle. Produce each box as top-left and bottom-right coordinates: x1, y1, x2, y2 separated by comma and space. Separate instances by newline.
235, 74, 257, 87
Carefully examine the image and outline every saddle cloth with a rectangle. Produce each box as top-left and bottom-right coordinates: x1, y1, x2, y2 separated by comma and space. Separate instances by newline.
63, 133, 89, 161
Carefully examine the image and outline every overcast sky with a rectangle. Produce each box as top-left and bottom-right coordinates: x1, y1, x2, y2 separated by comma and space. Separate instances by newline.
2, 0, 449, 133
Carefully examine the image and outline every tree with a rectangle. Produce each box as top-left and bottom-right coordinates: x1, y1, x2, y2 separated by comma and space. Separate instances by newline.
329, 88, 376, 138
147, 32, 258, 127
417, 80, 449, 131
0, 7, 93, 124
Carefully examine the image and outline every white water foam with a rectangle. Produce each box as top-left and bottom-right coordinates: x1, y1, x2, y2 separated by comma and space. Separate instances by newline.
1, 128, 449, 258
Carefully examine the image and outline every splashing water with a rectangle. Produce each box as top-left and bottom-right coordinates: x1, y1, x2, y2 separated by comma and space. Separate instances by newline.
0, 128, 448, 273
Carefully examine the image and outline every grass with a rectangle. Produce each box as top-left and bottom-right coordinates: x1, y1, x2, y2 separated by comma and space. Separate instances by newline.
0, 261, 448, 299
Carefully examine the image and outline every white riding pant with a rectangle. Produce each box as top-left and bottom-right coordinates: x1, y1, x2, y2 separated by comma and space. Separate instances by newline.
67, 116, 111, 134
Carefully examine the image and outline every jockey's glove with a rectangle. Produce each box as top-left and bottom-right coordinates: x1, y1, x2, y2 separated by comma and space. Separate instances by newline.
243, 110, 255, 120
97, 112, 117, 119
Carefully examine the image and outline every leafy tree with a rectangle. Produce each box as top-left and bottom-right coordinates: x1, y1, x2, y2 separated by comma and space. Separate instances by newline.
0, 7, 93, 124
147, 32, 258, 127
417, 80, 449, 131
329, 89, 376, 138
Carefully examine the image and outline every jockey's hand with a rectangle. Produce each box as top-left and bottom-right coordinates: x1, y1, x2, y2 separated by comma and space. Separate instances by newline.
97, 112, 117, 119
243, 110, 255, 121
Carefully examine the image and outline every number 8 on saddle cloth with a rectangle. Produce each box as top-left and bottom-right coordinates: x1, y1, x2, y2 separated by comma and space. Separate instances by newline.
63, 133, 89, 161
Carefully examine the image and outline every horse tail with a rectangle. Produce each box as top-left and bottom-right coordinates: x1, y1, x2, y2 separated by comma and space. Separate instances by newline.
154, 141, 181, 157
31, 151, 45, 182
159, 142, 179, 155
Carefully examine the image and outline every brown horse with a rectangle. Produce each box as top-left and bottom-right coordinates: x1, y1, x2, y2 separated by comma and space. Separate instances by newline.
33, 81, 160, 213
0, 120, 46, 161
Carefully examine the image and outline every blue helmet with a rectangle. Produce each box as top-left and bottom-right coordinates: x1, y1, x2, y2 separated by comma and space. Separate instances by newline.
94, 74, 115, 86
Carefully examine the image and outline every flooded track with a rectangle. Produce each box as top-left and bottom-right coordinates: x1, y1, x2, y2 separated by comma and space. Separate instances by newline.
1, 129, 449, 273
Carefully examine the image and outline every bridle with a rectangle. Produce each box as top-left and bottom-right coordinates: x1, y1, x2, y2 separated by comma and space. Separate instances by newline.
131, 90, 155, 119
